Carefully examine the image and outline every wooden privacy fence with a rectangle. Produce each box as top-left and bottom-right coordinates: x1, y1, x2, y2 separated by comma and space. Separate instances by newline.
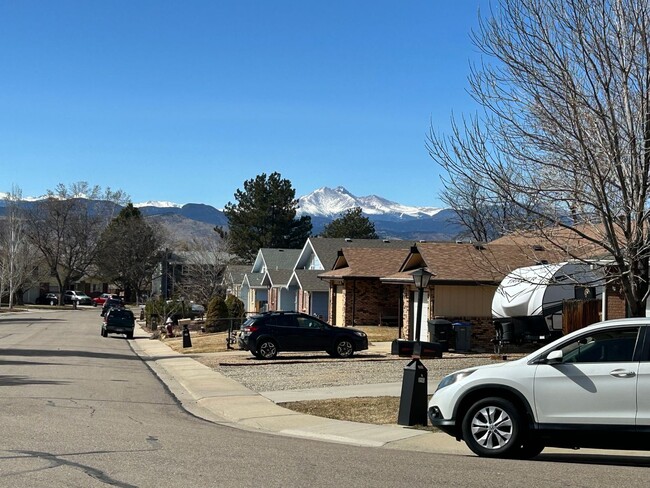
562, 299, 601, 335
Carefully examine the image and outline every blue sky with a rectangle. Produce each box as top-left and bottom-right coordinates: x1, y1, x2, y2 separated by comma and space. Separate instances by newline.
0, 0, 484, 209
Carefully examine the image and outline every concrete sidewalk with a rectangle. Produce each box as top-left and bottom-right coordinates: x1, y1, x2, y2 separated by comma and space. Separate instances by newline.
130, 323, 472, 455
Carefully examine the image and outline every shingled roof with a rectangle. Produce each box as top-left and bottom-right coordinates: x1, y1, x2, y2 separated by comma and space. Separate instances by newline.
298, 237, 413, 271
319, 247, 412, 280
385, 242, 570, 284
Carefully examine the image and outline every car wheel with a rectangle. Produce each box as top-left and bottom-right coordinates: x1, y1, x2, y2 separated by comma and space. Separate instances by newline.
93, 302, 98, 307
126, 332, 134, 339
101, 328, 108, 337
50, 300, 56, 306
257, 339, 278, 359
461, 397, 524, 458
334, 339, 354, 358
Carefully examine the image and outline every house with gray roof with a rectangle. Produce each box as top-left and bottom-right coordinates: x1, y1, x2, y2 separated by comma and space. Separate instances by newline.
289, 237, 412, 320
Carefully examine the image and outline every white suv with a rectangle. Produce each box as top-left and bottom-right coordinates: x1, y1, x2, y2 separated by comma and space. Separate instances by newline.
428, 318, 650, 458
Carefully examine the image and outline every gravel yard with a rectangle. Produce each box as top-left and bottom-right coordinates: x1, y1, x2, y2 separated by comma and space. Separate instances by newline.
196, 350, 514, 393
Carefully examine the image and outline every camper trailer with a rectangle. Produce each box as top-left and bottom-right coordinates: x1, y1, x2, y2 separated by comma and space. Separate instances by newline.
492, 262, 604, 352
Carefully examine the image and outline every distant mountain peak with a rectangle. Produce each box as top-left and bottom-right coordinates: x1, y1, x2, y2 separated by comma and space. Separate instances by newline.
134, 201, 182, 208
297, 186, 442, 219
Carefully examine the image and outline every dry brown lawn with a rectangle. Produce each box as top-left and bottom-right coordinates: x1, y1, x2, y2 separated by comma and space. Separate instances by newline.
280, 396, 400, 424
162, 324, 398, 354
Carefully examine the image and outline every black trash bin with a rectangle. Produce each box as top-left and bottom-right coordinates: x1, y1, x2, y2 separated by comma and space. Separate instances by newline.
453, 322, 472, 352
428, 319, 453, 352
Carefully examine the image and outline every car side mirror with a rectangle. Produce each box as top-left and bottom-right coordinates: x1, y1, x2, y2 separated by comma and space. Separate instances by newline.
546, 350, 563, 364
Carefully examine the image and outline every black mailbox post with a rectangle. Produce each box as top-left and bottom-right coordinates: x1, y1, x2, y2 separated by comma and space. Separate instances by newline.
397, 268, 434, 427
182, 324, 192, 348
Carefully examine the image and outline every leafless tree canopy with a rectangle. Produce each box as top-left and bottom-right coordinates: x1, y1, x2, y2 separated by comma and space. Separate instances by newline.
428, 0, 650, 315
23, 182, 128, 299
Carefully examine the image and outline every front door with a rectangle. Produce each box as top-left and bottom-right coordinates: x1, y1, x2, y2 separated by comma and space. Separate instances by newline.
533, 326, 640, 425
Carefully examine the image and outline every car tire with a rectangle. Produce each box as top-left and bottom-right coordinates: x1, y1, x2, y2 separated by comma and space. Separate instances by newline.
257, 339, 278, 359
50, 300, 56, 306
126, 332, 133, 339
461, 397, 524, 458
101, 327, 108, 338
334, 339, 354, 358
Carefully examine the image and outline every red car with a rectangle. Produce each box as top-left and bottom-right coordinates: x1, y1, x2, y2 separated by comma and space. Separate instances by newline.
92, 293, 122, 307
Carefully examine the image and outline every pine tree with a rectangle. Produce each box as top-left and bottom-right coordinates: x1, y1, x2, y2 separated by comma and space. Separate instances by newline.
321, 207, 378, 239
224, 172, 312, 262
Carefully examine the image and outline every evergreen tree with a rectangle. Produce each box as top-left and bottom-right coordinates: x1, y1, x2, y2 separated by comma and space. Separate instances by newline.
224, 172, 312, 262
320, 207, 378, 239
95, 203, 163, 301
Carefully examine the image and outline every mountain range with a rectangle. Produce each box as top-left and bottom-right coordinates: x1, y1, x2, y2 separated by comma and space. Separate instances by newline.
134, 186, 464, 242
0, 186, 465, 242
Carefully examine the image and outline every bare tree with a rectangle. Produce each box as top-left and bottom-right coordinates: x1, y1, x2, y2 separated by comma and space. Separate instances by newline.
173, 234, 231, 306
427, 0, 650, 316
23, 182, 128, 301
0, 186, 39, 308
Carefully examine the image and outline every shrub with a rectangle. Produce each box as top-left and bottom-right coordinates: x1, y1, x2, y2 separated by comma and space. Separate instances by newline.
225, 294, 245, 318
206, 295, 229, 331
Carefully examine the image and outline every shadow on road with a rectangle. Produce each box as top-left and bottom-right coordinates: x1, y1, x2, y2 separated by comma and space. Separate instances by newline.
0, 317, 66, 324
0, 347, 179, 363
0, 375, 70, 386
537, 452, 650, 467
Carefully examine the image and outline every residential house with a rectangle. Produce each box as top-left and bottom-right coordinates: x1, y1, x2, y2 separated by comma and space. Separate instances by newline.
244, 248, 301, 313
221, 263, 251, 304
289, 237, 411, 321
318, 246, 415, 327
320, 241, 568, 349
384, 242, 569, 349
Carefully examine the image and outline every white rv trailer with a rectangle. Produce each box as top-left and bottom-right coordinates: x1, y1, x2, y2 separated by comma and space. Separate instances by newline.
492, 262, 604, 350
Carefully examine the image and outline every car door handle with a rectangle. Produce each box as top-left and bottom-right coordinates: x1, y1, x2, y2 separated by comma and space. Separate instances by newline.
610, 369, 636, 378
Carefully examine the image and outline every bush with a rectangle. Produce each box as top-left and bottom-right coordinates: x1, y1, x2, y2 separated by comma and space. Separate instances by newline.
225, 294, 245, 318
206, 295, 229, 331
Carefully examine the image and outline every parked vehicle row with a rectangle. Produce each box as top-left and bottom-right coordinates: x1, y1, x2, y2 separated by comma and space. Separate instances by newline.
35, 293, 59, 305
63, 290, 93, 305
238, 311, 368, 359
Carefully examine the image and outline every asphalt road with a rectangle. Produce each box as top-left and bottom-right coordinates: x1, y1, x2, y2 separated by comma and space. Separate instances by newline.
1, 308, 649, 488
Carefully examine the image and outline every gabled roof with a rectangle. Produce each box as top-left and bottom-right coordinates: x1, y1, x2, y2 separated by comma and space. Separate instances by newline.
222, 264, 251, 287
384, 242, 569, 284
262, 269, 294, 288
242, 272, 265, 288
289, 269, 330, 292
319, 247, 411, 280
294, 237, 413, 271
252, 248, 302, 273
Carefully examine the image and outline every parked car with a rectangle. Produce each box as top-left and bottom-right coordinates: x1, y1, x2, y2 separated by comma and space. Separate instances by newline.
63, 290, 92, 305
428, 317, 650, 458
92, 293, 121, 307
238, 311, 368, 359
101, 298, 124, 317
35, 293, 59, 306
101, 308, 135, 339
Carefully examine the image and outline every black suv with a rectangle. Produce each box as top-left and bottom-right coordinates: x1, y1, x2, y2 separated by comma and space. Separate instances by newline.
238, 311, 368, 359
101, 308, 135, 339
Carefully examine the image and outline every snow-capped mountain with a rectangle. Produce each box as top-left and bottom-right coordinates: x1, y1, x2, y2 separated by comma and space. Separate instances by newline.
0, 186, 462, 241
134, 200, 182, 208
298, 186, 443, 219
